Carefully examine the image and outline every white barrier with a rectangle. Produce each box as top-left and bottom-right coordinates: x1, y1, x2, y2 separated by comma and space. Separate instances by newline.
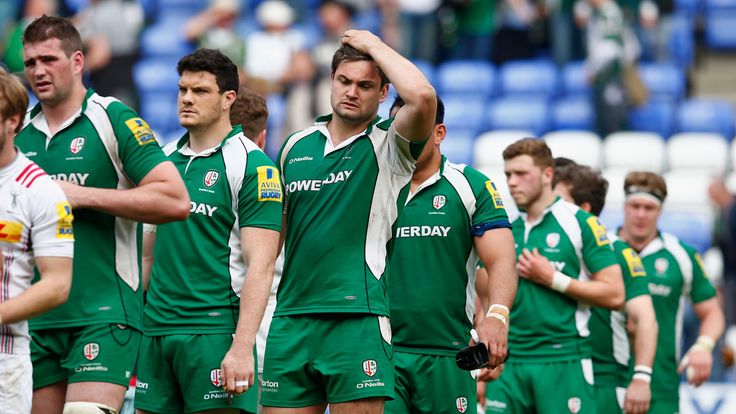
681, 383, 736, 414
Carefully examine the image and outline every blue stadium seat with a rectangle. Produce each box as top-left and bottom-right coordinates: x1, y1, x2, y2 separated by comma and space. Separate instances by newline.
133, 59, 180, 94
629, 100, 676, 138
140, 19, 195, 59
499, 60, 559, 98
669, 14, 695, 68
486, 97, 550, 137
63, 0, 88, 13
705, 11, 736, 49
265, 94, 286, 160
442, 95, 487, 134
550, 96, 594, 131
441, 129, 476, 166
705, 0, 736, 10
561, 61, 590, 97
138, 91, 179, 137
639, 63, 686, 101
675, 0, 701, 15
676, 99, 735, 139
659, 210, 712, 253
157, 0, 206, 16
437, 60, 496, 99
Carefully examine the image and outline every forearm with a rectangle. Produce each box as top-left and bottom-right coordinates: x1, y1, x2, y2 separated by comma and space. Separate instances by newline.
232, 267, 274, 349
366, 42, 434, 108
564, 278, 624, 309
0, 268, 70, 324
478, 229, 517, 309
632, 309, 658, 368
70, 181, 189, 223
698, 305, 725, 342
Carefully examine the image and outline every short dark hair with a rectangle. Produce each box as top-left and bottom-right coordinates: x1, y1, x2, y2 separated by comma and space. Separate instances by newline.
554, 164, 609, 216
331, 44, 389, 87
0, 70, 29, 133
23, 15, 83, 57
230, 87, 269, 141
177, 48, 239, 94
389, 95, 444, 125
502, 138, 554, 170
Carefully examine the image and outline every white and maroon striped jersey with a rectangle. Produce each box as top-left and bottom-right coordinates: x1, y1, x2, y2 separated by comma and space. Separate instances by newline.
0, 150, 73, 354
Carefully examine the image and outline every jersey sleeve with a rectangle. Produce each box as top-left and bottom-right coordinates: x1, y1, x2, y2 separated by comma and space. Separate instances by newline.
578, 212, 618, 273
463, 167, 511, 236
29, 177, 74, 258
686, 245, 717, 304
379, 118, 426, 176
238, 150, 283, 231
614, 241, 649, 301
109, 101, 169, 185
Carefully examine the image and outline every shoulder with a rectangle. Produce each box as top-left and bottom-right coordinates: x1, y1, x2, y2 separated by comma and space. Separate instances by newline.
662, 232, 698, 257
375, 117, 393, 132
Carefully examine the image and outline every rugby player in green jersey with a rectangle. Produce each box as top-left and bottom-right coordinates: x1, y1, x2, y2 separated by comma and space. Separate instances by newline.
554, 163, 658, 414
136, 50, 282, 414
617, 171, 724, 413
485, 138, 624, 413
384, 96, 516, 414
262, 30, 437, 414
17, 16, 189, 414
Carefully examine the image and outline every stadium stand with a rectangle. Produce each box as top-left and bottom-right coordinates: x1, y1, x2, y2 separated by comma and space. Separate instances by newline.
486, 96, 550, 136
550, 95, 595, 131
676, 99, 736, 139
436, 60, 496, 99
473, 130, 535, 168
561, 61, 590, 97
603, 131, 667, 173
639, 63, 686, 101
629, 99, 677, 138
667, 132, 730, 173
543, 130, 603, 168
499, 59, 559, 98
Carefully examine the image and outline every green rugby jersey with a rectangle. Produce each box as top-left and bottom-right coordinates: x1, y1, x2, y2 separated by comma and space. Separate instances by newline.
635, 232, 716, 399
16, 89, 167, 330
388, 157, 510, 356
589, 233, 650, 386
509, 197, 618, 361
276, 115, 424, 316
143, 127, 282, 335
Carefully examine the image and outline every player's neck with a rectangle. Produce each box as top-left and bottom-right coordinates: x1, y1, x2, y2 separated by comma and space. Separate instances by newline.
326, 114, 372, 146
187, 118, 233, 153
618, 227, 658, 252
41, 85, 87, 135
411, 150, 440, 191
524, 188, 556, 222
0, 142, 17, 169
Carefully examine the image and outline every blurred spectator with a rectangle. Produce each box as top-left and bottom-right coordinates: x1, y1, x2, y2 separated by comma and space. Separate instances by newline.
244, 0, 314, 135
75, 0, 144, 109
579, 0, 631, 136
184, 0, 244, 71
449, 0, 496, 61
709, 177, 736, 327
1, 0, 56, 74
312, 0, 355, 116
637, 0, 673, 61
396, 0, 441, 63
493, 0, 538, 64
545, 0, 583, 65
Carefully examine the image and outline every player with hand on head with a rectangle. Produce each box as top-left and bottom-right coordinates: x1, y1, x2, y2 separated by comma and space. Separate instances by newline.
262, 29, 436, 414
485, 138, 624, 413
554, 162, 658, 414
135, 50, 282, 414
0, 69, 74, 414
16, 15, 189, 414
384, 96, 516, 414
617, 171, 724, 413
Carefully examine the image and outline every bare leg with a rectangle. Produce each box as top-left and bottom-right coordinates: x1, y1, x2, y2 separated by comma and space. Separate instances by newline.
66, 381, 128, 411
32, 381, 67, 414
330, 397, 384, 414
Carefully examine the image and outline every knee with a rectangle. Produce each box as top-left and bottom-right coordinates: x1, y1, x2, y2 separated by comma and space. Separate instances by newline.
62, 402, 118, 414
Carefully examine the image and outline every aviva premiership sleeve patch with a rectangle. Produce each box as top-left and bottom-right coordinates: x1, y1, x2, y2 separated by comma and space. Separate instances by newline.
622, 248, 646, 277
586, 216, 609, 246
125, 118, 157, 146
55, 201, 74, 239
485, 180, 504, 209
257, 166, 282, 202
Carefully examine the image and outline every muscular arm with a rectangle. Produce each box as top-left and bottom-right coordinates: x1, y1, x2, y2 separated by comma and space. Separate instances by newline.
56, 162, 190, 224
475, 228, 517, 367
0, 256, 72, 324
693, 297, 726, 344
220, 227, 280, 394
341, 30, 436, 142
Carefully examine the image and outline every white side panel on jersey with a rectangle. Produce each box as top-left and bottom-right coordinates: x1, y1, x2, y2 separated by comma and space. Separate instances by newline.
444, 161, 480, 324
86, 94, 139, 291
611, 309, 631, 366
222, 135, 251, 297
550, 201, 592, 337
662, 233, 693, 296
364, 127, 413, 280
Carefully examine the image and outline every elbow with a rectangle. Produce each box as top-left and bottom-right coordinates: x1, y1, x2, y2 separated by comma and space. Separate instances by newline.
52, 279, 72, 308
605, 288, 626, 310
170, 198, 191, 221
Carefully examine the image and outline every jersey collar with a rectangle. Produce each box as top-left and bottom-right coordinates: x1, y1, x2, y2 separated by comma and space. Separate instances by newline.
176, 125, 243, 157
405, 155, 447, 204
632, 231, 665, 258
28, 88, 95, 138
315, 114, 382, 156
518, 196, 562, 225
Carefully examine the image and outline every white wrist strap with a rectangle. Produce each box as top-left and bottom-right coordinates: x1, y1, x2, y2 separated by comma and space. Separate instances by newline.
632, 372, 651, 383
551, 271, 572, 292
486, 304, 510, 327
